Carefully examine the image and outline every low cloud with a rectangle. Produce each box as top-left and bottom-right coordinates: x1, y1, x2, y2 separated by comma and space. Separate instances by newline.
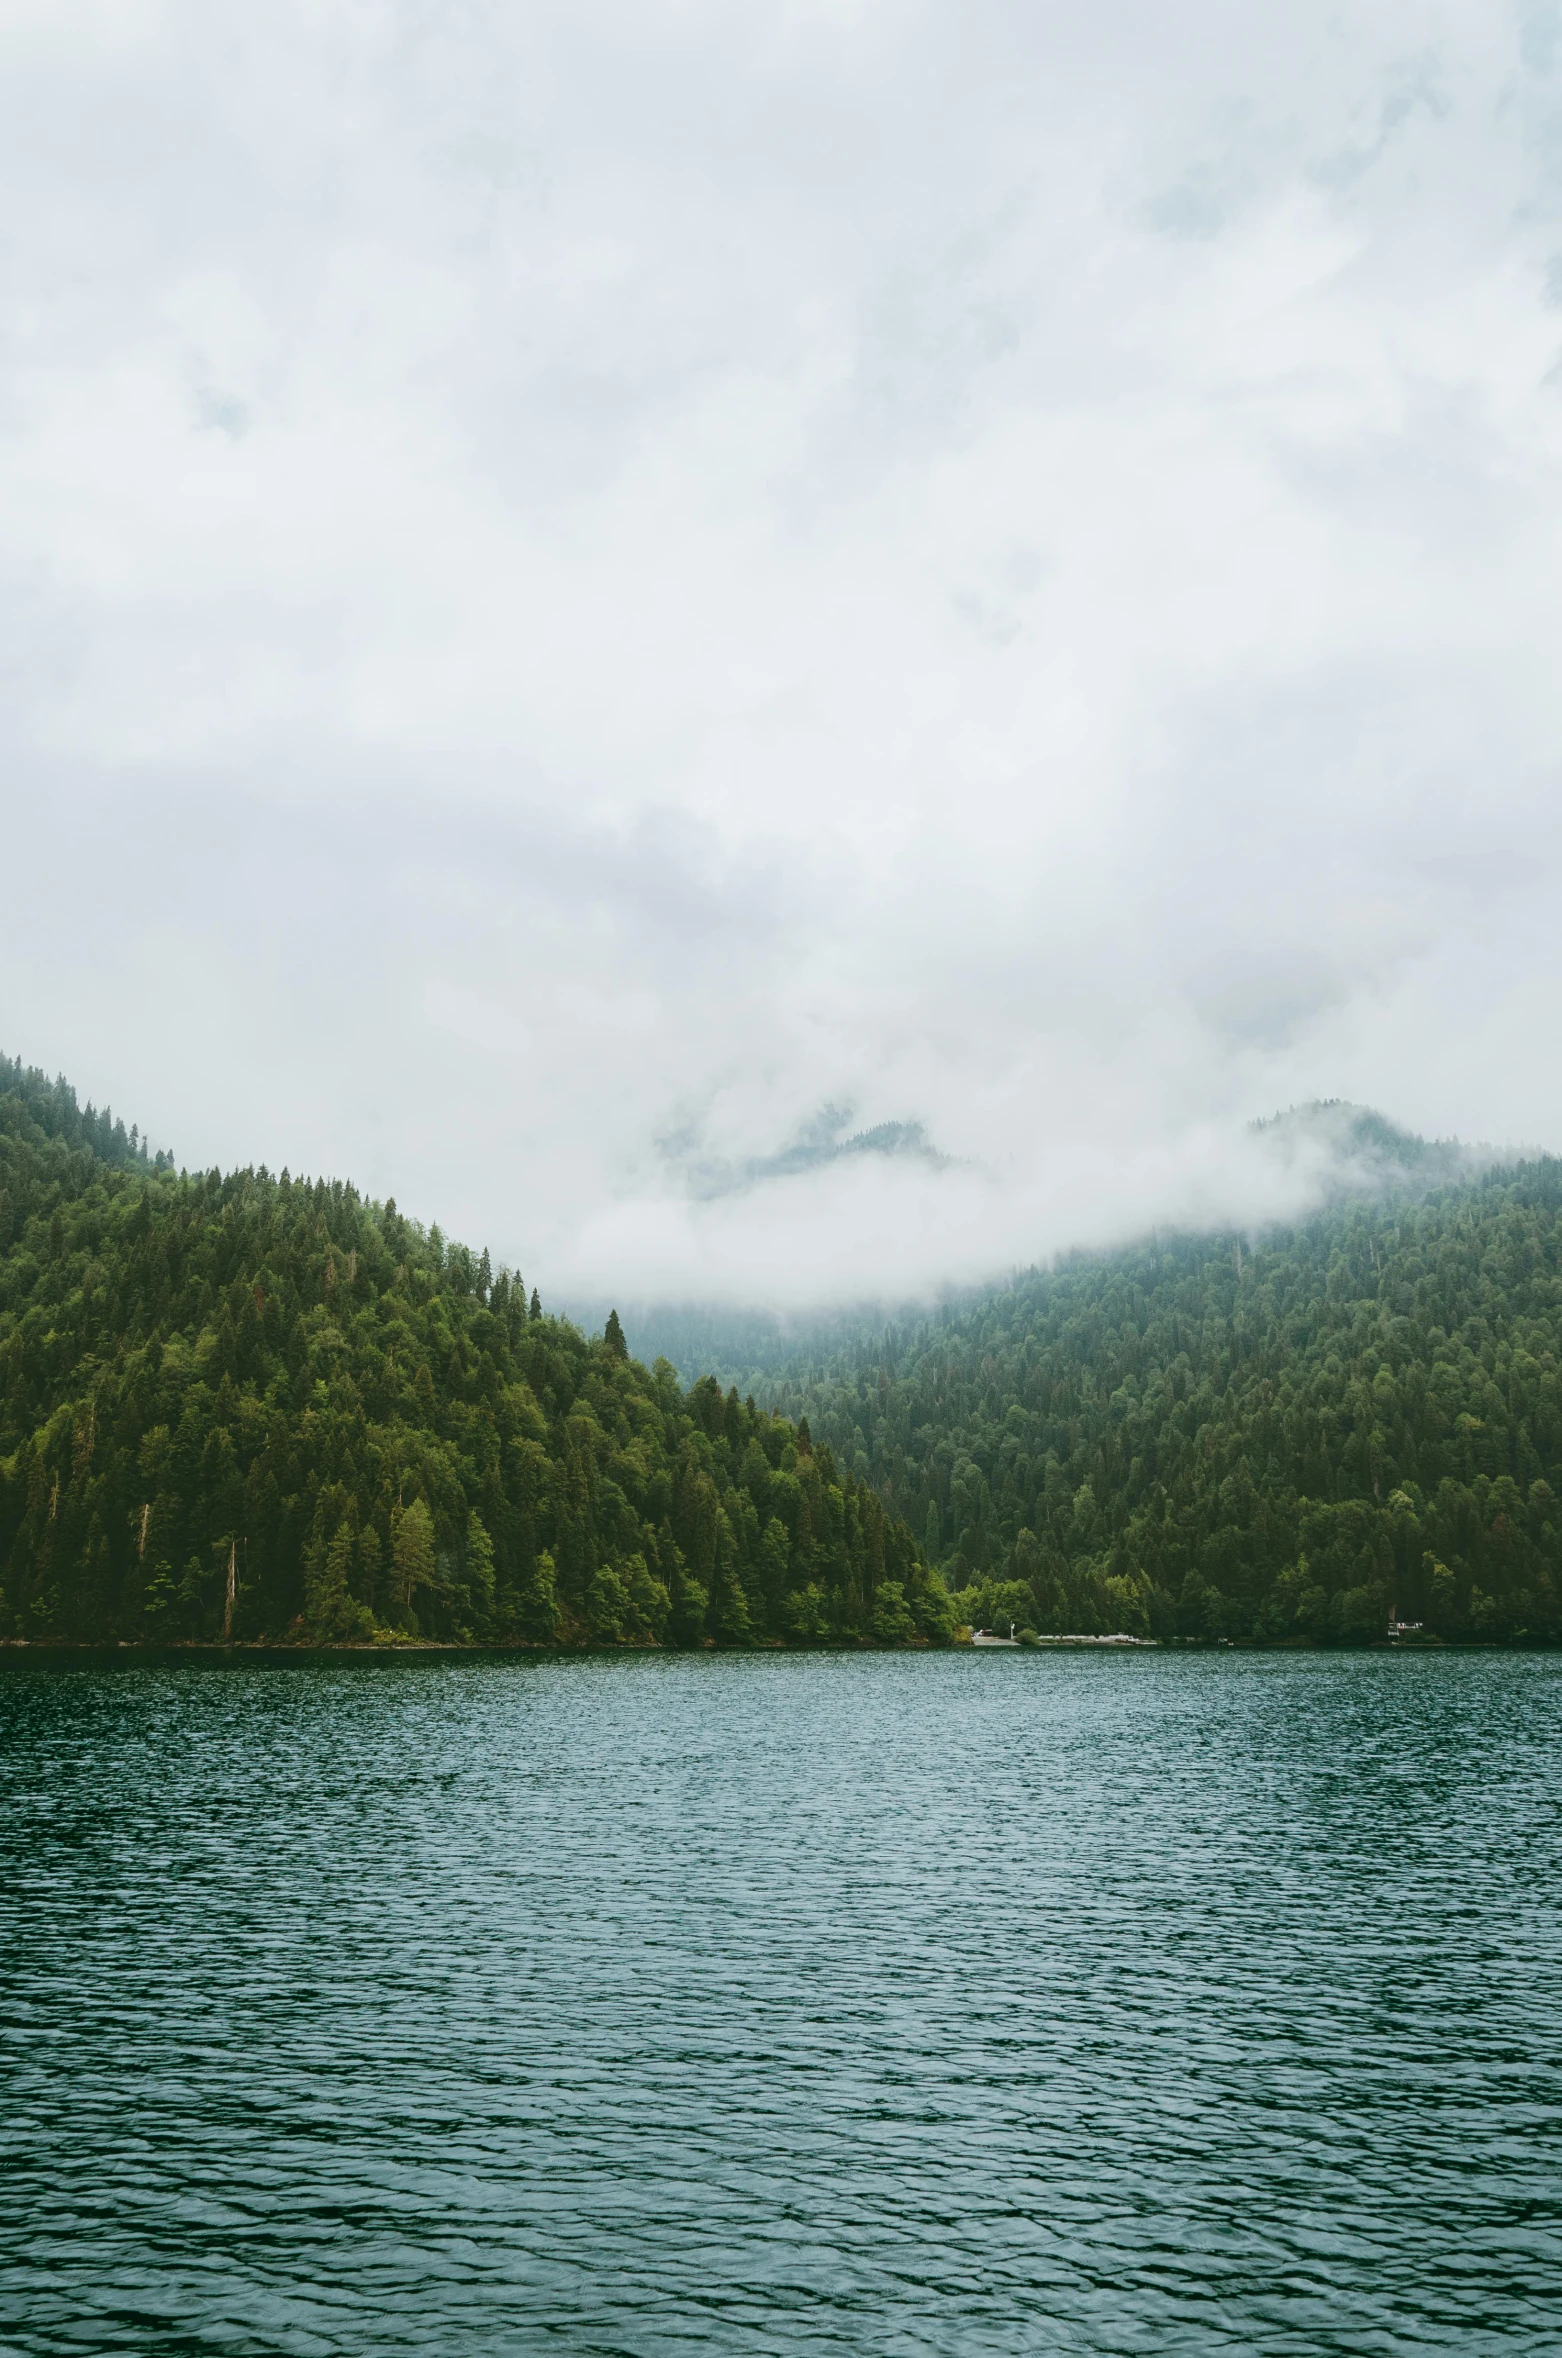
1, 2, 1559, 1308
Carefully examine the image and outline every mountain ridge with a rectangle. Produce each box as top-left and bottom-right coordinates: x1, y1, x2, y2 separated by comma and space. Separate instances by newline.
4, 1062, 1557, 1648
0, 1055, 940, 1649
592, 1100, 1520, 1391
729, 1145, 1562, 1645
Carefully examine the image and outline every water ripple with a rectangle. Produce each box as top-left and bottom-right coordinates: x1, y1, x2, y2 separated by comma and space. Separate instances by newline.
1, 1650, 1559, 2353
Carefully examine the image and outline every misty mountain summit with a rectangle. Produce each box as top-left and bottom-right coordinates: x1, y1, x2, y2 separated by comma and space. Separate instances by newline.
1249, 1099, 1493, 1199
613, 1107, 1562, 1652
658, 1101, 951, 1202
2, 1054, 1558, 1651
740, 1128, 1562, 1648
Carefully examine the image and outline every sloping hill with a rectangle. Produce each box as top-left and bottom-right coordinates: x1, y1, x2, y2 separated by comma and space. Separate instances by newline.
743, 1147, 1562, 1643
9, 1062, 1554, 1649
0, 1060, 939, 1647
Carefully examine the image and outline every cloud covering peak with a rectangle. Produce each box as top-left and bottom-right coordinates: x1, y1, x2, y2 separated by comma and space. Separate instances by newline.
2, 1, 1560, 1302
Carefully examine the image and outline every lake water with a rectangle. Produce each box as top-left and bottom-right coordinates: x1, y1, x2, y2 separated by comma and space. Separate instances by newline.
1, 1649, 1558, 2354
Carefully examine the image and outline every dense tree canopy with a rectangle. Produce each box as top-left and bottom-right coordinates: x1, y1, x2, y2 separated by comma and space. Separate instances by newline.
745, 1162, 1562, 1644
9, 1057, 1557, 1649
0, 1061, 943, 1648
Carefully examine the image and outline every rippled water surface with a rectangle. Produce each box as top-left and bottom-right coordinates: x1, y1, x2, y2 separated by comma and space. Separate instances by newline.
2, 1650, 1559, 2354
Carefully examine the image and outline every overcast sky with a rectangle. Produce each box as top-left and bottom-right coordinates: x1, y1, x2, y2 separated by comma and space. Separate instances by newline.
3, 0, 1561, 1306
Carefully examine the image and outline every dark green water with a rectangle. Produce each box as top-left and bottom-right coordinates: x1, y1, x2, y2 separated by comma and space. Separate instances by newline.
1, 1651, 1558, 2355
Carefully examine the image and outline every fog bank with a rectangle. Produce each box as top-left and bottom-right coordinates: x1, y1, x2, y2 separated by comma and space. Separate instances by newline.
2, 3, 1559, 1303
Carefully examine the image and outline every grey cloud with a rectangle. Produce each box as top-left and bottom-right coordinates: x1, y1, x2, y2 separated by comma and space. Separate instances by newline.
1, 0, 1559, 1309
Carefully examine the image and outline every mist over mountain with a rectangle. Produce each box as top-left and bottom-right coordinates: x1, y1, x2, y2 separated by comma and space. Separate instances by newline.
1247, 1100, 1496, 1199
6, 4, 1562, 1313
571, 1101, 1503, 1383
3, 1059, 1558, 1648
657, 1105, 949, 1204
570, 1104, 1562, 1652
8, 10, 1562, 2339
0, 1057, 937, 1650
641, 1127, 1562, 1650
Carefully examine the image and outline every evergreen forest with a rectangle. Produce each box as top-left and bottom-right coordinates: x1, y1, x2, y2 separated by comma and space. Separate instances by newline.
0, 1058, 940, 1647
731, 1142, 1562, 1646
6, 1055, 1560, 1649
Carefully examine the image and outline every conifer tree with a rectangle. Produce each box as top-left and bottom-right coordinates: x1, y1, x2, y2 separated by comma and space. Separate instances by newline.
0, 1055, 941, 1651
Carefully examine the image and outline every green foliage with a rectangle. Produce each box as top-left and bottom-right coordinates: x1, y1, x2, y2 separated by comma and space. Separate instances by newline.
756, 1165, 1562, 1645
0, 1053, 172, 1182
0, 1062, 939, 1649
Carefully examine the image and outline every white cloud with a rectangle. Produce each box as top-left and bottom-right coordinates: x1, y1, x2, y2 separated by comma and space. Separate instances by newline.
2, 0, 1561, 1306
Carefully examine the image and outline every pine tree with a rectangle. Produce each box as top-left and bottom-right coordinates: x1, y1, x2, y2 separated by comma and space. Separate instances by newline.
0, 1055, 943, 1651
391, 1499, 436, 1624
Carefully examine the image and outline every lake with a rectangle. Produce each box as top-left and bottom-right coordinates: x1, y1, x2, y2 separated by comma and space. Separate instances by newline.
1, 1648, 1558, 2354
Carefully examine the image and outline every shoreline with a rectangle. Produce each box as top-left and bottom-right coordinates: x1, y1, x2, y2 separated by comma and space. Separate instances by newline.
0, 1635, 1555, 1659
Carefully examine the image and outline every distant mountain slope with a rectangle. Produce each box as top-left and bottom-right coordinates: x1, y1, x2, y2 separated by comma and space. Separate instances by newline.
607, 1101, 1500, 1393
740, 1146, 1562, 1643
658, 1100, 950, 1201
9, 1066, 1552, 1649
0, 1059, 938, 1648
1247, 1098, 1494, 1197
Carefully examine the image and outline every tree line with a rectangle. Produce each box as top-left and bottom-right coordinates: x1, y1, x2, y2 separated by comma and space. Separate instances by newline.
10, 1055, 1558, 1650
0, 1061, 946, 1647
744, 1158, 1562, 1644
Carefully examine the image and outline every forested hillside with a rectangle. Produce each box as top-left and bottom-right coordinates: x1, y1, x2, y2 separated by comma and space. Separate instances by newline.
0, 1061, 940, 1647
8, 1055, 1557, 1650
751, 1157, 1562, 1644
